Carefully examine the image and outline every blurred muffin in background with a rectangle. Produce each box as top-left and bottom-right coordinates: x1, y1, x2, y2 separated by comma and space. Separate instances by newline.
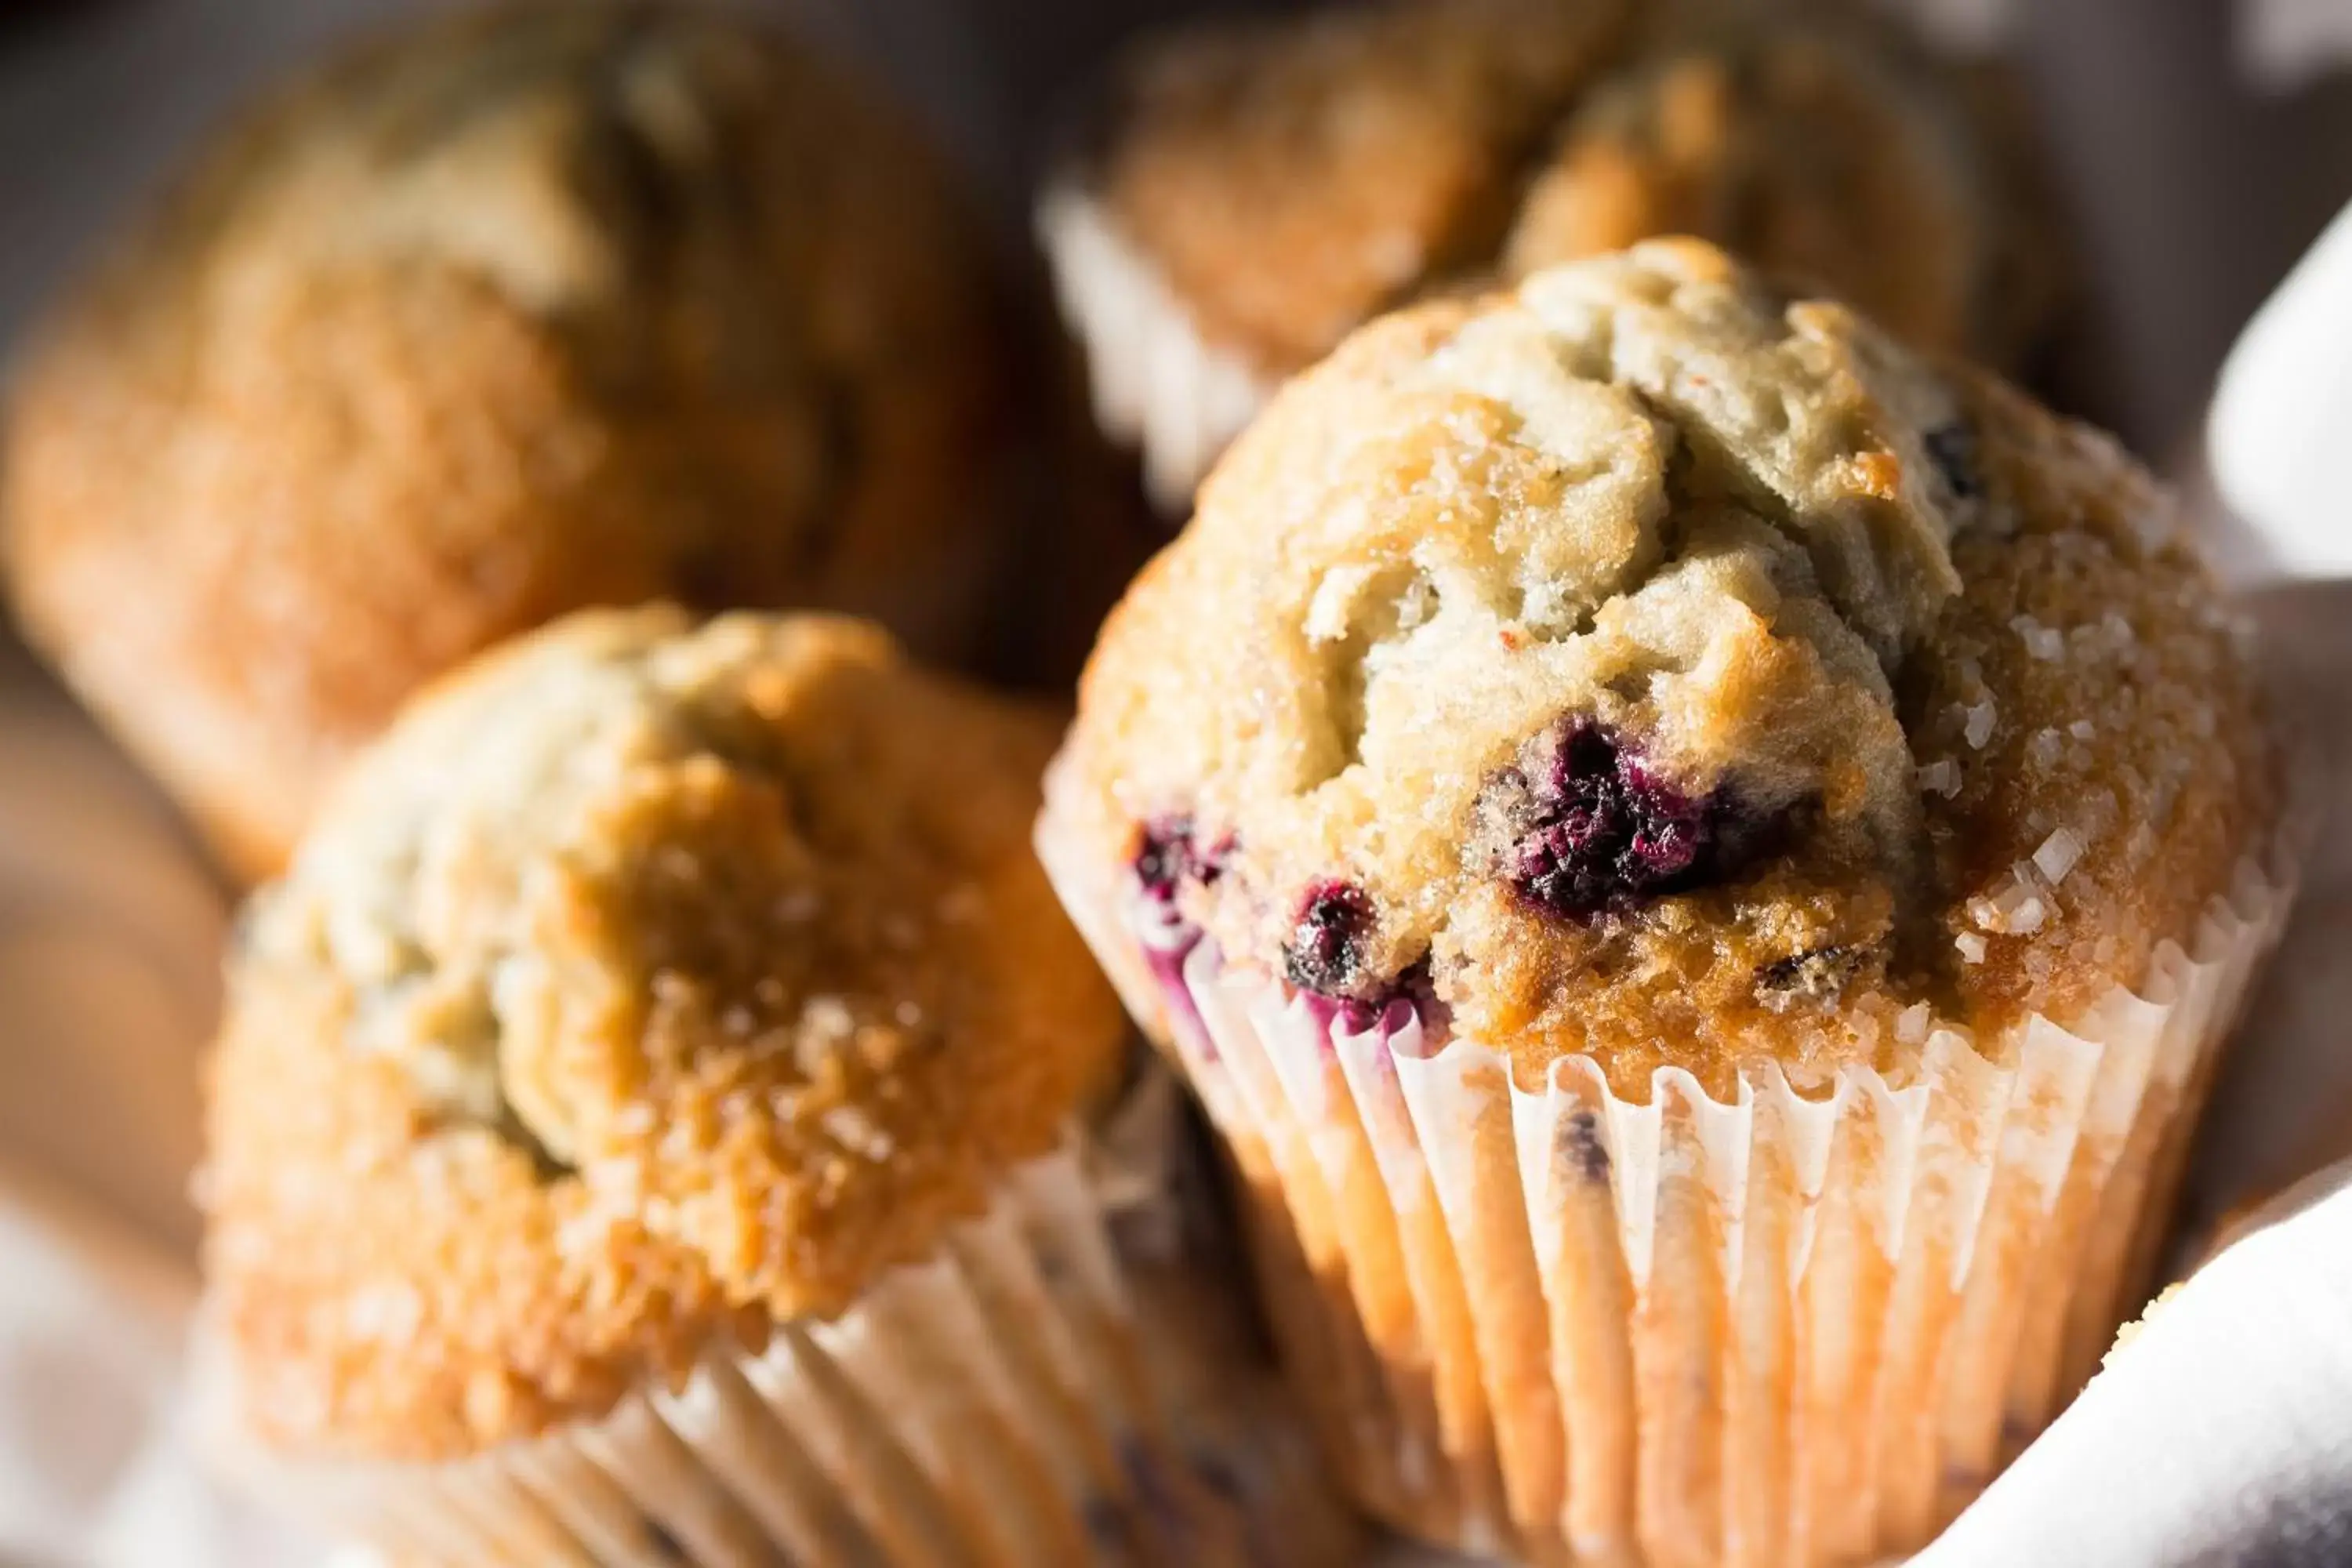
1, 0, 1020, 881
1040, 0, 2064, 513
1505, 4, 2060, 371
201, 606, 1356, 1566
1040, 0, 1628, 512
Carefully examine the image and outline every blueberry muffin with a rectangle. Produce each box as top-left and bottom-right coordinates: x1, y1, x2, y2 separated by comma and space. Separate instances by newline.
1039, 0, 2059, 514
2, 0, 1017, 881
1505, 9, 2056, 372
1037, 242, 2290, 1566
201, 608, 1352, 1566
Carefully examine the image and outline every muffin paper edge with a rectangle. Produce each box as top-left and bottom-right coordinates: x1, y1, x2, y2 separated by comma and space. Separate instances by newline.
1034, 784, 2295, 1566
200, 1118, 1356, 1567
1036, 183, 1278, 516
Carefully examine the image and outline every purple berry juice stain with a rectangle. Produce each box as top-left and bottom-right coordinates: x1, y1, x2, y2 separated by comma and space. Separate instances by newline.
1504, 718, 1725, 918
1132, 814, 1228, 905
1283, 879, 1374, 997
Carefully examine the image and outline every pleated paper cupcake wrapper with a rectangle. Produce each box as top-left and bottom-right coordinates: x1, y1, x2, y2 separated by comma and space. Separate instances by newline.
216, 1138, 1358, 1568
1037, 827, 2293, 1567
1036, 182, 1279, 515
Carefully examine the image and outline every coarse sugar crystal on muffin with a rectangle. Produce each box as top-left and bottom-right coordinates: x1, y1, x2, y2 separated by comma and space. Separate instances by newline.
201, 608, 1355, 1566
2, 0, 1022, 881
1038, 241, 2292, 1566
1038, 0, 2063, 514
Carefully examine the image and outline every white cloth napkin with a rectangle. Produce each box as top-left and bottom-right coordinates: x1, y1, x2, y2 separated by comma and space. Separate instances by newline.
2208, 204, 2352, 580
1915, 1178, 2352, 1567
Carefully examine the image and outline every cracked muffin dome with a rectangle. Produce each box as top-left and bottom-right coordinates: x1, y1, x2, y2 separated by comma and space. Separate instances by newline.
202, 608, 1123, 1458
1039, 0, 2060, 510
2, 0, 1015, 880
1048, 241, 2278, 1098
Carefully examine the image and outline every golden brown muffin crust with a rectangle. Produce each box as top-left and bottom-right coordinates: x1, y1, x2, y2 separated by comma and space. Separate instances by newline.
1051, 243, 2275, 1099
1065, 0, 2056, 383
1096, 0, 1629, 372
2, 0, 1012, 880
1504, 17, 1991, 358
205, 610, 1123, 1460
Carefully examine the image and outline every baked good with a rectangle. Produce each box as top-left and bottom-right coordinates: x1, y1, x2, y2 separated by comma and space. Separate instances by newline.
1039, 0, 2059, 513
1037, 241, 2290, 1565
201, 608, 1353, 1566
1504, 10, 2053, 368
2, 0, 1017, 880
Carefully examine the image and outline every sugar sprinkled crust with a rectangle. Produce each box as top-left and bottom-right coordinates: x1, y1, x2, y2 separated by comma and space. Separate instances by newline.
204, 610, 1123, 1460
2, 0, 1012, 880
1054, 241, 2275, 1097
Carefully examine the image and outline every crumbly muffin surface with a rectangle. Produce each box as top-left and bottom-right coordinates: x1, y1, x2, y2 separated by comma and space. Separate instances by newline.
1073, 0, 2050, 381
205, 611, 1123, 1459
1054, 242, 2274, 1097
2, 0, 1009, 878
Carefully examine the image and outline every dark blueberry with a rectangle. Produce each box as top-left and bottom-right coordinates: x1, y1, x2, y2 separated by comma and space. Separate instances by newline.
1503, 719, 1722, 919
1081, 1494, 1130, 1548
1191, 1447, 1248, 1502
1134, 818, 1190, 902
1119, 1436, 1190, 1538
643, 1518, 685, 1562
1283, 880, 1374, 997
1558, 1109, 1610, 1184
1392, 956, 1446, 1031
1757, 945, 1864, 996
1923, 421, 1981, 501
1132, 815, 1229, 904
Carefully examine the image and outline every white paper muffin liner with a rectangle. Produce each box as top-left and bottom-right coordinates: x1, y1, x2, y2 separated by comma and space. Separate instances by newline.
1036, 181, 1280, 516
1036, 806, 2293, 1567
211, 1110, 1357, 1568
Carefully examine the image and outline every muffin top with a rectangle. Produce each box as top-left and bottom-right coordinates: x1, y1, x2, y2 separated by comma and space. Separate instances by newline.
1505, 13, 2048, 366
1088, 0, 1628, 372
204, 610, 1123, 1460
1075, 0, 2050, 380
1052, 241, 2275, 1098
2, 0, 1009, 879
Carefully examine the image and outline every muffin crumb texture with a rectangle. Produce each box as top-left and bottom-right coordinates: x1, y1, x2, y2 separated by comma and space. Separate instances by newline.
1061, 241, 2274, 1098
205, 610, 1121, 1459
